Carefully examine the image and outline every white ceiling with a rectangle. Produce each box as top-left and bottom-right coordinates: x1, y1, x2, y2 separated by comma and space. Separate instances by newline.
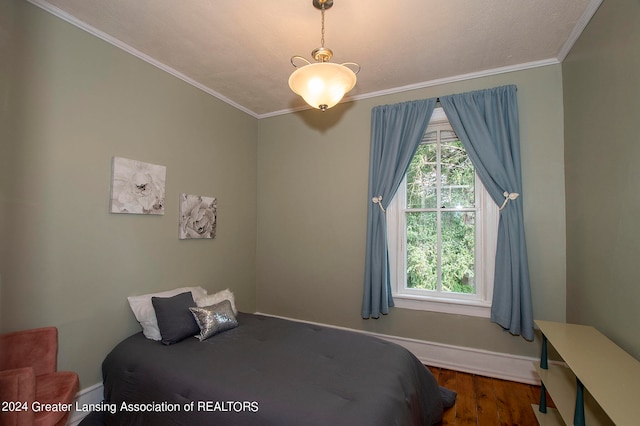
29, 0, 602, 118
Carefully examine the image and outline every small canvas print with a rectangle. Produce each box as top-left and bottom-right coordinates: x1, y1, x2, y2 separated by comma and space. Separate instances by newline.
110, 157, 166, 215
179, 193, 217, 239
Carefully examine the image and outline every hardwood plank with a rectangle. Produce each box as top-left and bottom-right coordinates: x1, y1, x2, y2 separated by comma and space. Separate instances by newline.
428, 365, 545, 426
492, 378, 514, 426
494, 378, 539, 426
438, 369, 457, 425
428, 365, 440, 381
475, 374, 500, 425
511, 381, 540, 425
453, 371, 477, 426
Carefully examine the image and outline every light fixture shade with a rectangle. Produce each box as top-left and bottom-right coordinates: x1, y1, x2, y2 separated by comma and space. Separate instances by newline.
288, 62, 357, 110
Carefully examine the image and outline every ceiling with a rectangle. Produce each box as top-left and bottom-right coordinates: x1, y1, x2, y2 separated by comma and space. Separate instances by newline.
29, 0, 602, 118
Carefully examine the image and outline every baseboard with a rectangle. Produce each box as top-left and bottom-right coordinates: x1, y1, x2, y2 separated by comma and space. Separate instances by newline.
67, 382, 104, 426
376, 332, 541, 385
255, 312, 541, 385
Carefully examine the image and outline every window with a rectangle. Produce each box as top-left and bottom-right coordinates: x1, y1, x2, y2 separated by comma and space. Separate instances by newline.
387, 108, 499, 317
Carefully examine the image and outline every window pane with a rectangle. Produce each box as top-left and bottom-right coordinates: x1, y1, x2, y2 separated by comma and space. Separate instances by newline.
406, 212, 437, 290
441, 139, 475, 208
441, 211, 475, 294
406, 142, 437, 209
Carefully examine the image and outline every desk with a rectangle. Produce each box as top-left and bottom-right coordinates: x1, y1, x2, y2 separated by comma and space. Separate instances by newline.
533, 320, 639, 425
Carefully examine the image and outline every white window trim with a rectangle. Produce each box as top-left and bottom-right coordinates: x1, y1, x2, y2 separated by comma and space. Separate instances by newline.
387, 110, 499, 318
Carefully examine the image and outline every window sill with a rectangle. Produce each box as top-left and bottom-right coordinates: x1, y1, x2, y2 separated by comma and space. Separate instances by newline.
392, 294, 491, 318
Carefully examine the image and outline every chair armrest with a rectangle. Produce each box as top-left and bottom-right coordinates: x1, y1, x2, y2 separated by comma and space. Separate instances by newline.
0, 368, 36, 425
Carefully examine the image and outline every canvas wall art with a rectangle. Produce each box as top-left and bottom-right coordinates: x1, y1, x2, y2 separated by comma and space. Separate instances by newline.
179, 193, 217, 239
110, 157, 166, 215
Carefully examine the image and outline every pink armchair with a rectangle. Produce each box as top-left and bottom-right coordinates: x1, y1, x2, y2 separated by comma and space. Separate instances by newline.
0, 327, 79, 426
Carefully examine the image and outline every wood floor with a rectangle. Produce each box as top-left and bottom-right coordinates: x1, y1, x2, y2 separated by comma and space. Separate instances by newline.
427, 366, 554, 426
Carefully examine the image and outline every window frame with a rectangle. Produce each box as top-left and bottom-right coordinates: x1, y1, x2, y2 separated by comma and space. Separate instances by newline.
386, 108, 499, 318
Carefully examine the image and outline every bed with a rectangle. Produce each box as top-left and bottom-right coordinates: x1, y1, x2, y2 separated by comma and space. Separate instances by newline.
101, 312, 454, 425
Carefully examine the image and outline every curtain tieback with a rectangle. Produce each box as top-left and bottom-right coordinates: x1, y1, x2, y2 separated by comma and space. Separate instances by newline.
372, 196, 386, 213
499, 191, 519, 210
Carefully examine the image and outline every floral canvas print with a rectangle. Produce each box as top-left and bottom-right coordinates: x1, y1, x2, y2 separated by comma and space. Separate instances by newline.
110, 157, 166, 215
179, 193, 217, 239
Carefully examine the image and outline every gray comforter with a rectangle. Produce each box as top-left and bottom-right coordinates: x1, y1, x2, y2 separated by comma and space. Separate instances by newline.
102, 313, 453, 425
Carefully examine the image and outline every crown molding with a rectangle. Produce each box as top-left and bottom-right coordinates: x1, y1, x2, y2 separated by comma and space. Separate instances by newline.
26, 0, 602, 120
556, 0, 604, 62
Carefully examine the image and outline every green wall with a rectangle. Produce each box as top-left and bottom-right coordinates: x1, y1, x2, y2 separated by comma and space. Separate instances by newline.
0, 0, 258, 386
257, 65, 567, 358
563, 0, 640, 358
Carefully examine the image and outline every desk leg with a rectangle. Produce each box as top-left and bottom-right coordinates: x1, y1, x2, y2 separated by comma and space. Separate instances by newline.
538, 334, 548, 413
540, 334, 548, 369
574, 377, 585, 426
539, 384, 547, 413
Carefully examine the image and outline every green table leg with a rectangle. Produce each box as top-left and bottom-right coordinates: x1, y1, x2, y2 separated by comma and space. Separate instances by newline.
574, 377, 585, 426
539, 334, 548, 413
540, 334, 548, 369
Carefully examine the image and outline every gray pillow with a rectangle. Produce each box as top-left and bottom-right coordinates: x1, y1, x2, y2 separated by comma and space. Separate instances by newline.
189, 299, 238, 341
152, 291, 199, 345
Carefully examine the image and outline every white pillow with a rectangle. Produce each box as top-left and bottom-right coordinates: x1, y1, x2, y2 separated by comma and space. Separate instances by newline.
128, 286, 208, 340
195, 288, 237, 316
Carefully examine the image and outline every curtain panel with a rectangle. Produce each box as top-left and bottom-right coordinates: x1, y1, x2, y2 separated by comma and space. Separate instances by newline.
362, 85, 533, 341
440, 85, 533, 340
362, 99, 437, 319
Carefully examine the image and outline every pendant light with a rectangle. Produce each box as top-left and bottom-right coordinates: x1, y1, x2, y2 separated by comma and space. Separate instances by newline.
288, 0, 360, 111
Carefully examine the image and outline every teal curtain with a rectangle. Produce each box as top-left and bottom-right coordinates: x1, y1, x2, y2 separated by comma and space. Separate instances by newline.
362, 99, 436, 318
440, 85, 534, 340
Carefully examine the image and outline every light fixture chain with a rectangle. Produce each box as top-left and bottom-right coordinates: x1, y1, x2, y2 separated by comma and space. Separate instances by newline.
320, 5, 325, 48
